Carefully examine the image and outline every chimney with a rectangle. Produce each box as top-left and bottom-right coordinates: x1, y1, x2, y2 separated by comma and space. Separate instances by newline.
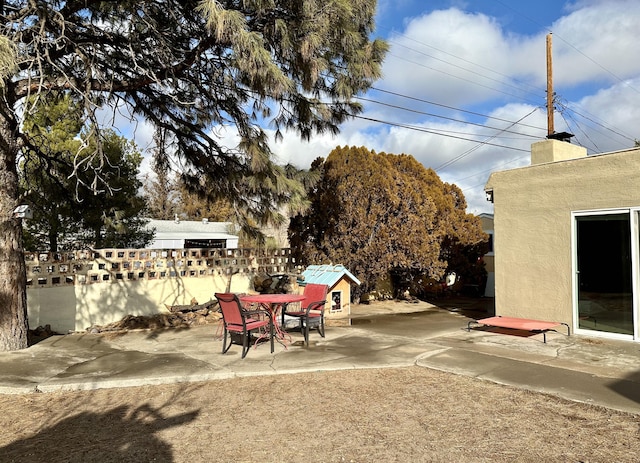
531, 137, 587, 165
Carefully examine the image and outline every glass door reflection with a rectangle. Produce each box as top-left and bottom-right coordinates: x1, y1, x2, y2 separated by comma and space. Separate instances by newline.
576, 213, 633, 335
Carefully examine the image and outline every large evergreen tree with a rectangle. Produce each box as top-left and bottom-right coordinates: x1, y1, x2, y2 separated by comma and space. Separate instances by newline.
21, 94, 152, 251
0, 1, 387, 350
289, 146, 488, 299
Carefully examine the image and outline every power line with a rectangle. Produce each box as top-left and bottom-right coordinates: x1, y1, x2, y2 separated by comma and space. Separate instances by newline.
558, 107, 601, 153
380, 23, 545, 97
434, 107, 539, 171
389, 40, 544, 103
450, 153, 530, 184
377, 4, 637, 152
493, 0, 640, 96
555, 39, 640, 96
386, 51, 543, 107
369, 87, 547, 132
355, 96, 541, 139
350, 114, 531, 153
557, 100, 636, 145
354, 4, 640, 203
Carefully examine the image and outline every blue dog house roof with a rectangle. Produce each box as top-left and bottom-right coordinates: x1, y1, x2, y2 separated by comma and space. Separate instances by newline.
301, 264, 361, 288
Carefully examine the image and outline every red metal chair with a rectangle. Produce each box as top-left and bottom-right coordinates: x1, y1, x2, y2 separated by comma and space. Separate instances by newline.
214, 293, 273, 358
282, 284, 328, 346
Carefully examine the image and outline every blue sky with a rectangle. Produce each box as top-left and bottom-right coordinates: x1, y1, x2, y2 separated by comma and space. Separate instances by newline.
377, 1, 563, 36
133, 0, 640, 214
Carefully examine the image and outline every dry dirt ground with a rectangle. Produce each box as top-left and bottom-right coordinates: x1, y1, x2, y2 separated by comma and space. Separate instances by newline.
1, 366, 640, 462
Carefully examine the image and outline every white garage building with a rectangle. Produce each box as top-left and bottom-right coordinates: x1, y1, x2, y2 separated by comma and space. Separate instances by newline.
146, 218, 239, 249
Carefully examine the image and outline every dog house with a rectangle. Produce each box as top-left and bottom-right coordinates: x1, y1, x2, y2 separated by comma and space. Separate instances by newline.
300, 264, 361, 319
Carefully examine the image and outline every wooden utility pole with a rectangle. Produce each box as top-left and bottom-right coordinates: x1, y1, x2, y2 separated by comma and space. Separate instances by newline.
546, 33, 554, 136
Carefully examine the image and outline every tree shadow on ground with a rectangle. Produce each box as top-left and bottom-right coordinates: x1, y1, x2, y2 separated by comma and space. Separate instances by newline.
608, 370, 640, 407
0, 403, 198, 462
424, 295, 495, 319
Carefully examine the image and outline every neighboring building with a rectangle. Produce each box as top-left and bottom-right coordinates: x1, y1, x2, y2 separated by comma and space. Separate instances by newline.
300, 264, 361, 319
485, 139, 640, 341
478, 213, 495, 297
145, 218, 239, 249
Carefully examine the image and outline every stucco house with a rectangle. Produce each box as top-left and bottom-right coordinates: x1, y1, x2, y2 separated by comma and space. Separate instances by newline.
485, 139, 640, 341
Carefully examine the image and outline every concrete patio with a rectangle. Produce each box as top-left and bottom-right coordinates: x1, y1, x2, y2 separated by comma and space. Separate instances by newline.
1, 297, 640, 414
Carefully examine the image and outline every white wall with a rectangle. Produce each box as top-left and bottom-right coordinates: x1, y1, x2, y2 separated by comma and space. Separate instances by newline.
28, 272, 253, 332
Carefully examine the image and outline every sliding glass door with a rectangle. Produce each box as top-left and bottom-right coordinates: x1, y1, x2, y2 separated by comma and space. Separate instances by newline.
575, 212, 635, 336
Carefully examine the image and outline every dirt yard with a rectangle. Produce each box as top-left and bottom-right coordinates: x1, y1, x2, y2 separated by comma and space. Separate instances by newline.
1, 366, 640, 462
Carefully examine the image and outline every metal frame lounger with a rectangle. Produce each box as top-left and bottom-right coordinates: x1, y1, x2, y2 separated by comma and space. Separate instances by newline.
467, 316, 570, 343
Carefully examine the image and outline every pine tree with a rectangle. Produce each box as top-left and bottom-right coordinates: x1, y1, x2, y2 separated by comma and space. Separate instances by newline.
20, 94, 152, 251
0, 1, 387, 350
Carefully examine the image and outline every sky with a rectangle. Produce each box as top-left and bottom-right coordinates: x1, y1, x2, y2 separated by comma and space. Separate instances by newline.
132, 0, 640, 215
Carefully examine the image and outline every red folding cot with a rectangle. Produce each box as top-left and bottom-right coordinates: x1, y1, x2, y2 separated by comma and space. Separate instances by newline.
468, 316, 570, 343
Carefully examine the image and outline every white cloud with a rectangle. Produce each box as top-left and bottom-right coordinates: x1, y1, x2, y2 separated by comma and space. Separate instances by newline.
570, 78, 640, 150
551, 1, 640, 86
353, 3, 640, 213
121, 1, 640, 216
382, 9, 526, 108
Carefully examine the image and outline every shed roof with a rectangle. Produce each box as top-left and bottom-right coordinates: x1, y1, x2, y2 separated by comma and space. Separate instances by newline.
146, 219, 238, 240
301, 264, 361, 288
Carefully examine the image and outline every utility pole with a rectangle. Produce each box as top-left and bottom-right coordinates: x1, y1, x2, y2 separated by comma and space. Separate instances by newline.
546, 33, 554, 136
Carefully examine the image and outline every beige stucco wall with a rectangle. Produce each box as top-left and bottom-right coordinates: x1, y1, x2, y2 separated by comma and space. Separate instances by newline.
486, 145, 640, 328
531, 138, 587, 164
28, 273, 252, 333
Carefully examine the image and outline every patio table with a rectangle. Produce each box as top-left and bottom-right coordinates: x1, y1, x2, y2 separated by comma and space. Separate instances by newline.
240, 293, 306, 346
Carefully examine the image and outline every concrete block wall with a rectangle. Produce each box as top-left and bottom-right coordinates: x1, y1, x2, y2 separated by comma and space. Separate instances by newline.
25, 247, 295, 333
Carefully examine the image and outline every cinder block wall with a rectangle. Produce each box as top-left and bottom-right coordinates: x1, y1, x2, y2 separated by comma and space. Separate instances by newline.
25, 247, 295, 332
